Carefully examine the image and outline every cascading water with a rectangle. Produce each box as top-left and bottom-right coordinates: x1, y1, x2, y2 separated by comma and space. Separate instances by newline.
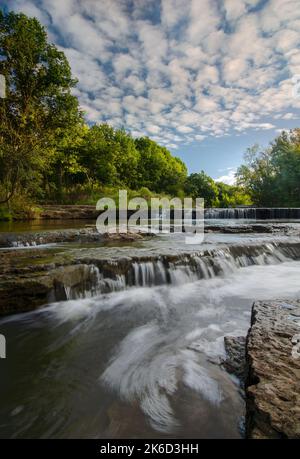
2, 228, 300, 439
205, 207, 300, 219
205, 208, 256, 219
62, 241, 300, 300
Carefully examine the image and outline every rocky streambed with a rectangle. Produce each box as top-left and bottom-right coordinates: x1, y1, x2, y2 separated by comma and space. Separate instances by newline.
1, 233, 300, 316
1, 222, 300, 438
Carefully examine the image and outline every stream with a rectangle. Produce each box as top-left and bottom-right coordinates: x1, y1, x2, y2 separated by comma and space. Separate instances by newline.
1, 220, 300, 438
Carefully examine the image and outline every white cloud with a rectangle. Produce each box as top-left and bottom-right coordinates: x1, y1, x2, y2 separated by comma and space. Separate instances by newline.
215, 168, 237, 185
177, 126, 194, 134
194, 135, 206, 141
224, 0, 247, 23
7, 0, 300, 148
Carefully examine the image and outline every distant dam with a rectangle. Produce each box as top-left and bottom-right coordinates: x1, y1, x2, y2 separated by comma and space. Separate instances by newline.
204, 208, 300, 219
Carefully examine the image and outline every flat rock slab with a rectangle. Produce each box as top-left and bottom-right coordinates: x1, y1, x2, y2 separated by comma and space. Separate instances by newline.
0, 228, 150, 248
246, 300, 300, 438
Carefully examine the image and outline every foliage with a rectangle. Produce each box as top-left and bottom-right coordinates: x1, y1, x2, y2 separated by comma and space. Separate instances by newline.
237, 129, 300, 206
183, 171, 252, 208
0, 10, 189, 211
0, 11, 81, 204
216, 182, 252, 208
184, 171, 220, 207
134, 137, 187, 194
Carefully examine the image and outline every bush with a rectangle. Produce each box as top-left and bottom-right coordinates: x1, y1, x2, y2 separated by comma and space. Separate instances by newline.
0, 206, 12, 221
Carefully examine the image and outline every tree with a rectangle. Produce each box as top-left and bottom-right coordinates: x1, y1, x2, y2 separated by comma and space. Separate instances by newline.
113, 128, 139, 189
236, 130, 300, 207
0, 11, 81, 204
216, 182, 252, 207
236, 145, 276, 206
269, 130, 300, 206
135, 137, 187, 195
184, 171, 219, 207
79, 124, 119, 187
44, 123, 88, 203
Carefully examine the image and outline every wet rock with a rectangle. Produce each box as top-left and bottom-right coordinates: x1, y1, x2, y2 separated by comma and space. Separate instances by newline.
246, 300, 300, 439
2, 239, 300, 315
0, 228, 97, 247
102, 231, 147, 242
0, 228, 151, 248
223, 336, 246, 382
205, 223, 289, 234
0, 264, 99, 315
40, 205, 99, 220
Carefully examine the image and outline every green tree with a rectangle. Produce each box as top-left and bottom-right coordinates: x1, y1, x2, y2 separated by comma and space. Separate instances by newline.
184, 171, 219, 207
269, 129, 300, 206
0, 11, 81, 204
236, 130, 300, 207
113, 128, 139, 188
44, 123, 88, 203
80, 124, 120, 186
216, 182, 252, 207
135, 137, 187, 195
236, 145, 276, 206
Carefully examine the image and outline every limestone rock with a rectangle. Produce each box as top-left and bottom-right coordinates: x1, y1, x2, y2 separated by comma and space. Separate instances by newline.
0, 264, 99, 315
246, 300, 300, 439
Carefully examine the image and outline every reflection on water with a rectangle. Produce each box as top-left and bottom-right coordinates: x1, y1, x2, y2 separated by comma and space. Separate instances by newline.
1, 256, 300, 438
0, 219, 96, 233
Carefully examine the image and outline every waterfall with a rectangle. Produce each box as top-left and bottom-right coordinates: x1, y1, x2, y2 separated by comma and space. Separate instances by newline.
204, 208, 300, 219
61, 241, 300, 300
205, 208, 256, 219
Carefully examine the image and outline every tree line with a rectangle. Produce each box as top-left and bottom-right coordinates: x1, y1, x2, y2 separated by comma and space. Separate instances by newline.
1, 11, 299, 219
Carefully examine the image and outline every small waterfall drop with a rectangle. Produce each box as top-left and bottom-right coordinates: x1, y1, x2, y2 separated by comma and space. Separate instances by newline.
61, 241, 300, 300
204, 208, 300, 219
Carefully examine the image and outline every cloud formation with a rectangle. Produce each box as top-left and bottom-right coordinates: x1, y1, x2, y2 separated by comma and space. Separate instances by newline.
7, 0, 300, 148
215, 167, 237, 186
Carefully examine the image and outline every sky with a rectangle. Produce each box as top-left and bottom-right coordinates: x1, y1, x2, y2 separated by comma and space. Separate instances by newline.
3, 0, 300, 184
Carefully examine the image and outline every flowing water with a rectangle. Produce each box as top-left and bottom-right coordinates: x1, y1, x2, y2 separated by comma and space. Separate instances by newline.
1, 224, 300, 438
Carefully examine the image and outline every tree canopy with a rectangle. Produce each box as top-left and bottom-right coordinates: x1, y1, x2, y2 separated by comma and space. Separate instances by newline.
0, 11, 81, 205
237, 129, 300, 207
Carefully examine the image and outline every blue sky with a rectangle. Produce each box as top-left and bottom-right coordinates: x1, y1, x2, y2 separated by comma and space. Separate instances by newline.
4, 0, 300, 183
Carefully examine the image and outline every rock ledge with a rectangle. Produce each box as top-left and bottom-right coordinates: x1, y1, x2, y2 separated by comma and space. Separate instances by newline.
246, 300, 300, 439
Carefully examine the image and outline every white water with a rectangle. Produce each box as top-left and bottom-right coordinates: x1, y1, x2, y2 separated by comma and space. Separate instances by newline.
99, 261, 300, 433
62, 241, 300, 299
2, 253, 300, 438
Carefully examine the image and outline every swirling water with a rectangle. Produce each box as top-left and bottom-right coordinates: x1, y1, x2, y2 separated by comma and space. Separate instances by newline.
1, 230, 300, 438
